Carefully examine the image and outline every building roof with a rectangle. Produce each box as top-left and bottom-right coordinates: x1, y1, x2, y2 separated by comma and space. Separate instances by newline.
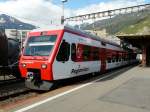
117, 34, 150, 48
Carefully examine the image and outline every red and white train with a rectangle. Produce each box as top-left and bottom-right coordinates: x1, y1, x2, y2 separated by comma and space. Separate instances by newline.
19, 25, 137, 90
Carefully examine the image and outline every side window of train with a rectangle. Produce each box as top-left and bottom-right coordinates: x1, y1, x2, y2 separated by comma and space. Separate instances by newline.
112, 56, 115, 63
71, 43, 76, 61
56, 39, 70, 62
119, 56, 122, 62
101, 42, 106, 46
116, 55, 119, 62
107, 58, 111, 63
83, 45, 91, 61
93, 47, 99, 60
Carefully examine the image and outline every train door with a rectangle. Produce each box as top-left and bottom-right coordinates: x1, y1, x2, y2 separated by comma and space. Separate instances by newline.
53, 39, 71, 80
100, 48, 106, 73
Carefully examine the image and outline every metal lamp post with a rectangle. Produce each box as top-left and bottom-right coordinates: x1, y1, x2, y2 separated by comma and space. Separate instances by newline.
61, 0, 68, 24
19, 25, 23, 49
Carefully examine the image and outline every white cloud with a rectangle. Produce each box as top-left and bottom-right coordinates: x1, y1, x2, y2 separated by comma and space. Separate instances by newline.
74, 0, 145, 15
0, 0, 146, 27
0, 0, 63, 26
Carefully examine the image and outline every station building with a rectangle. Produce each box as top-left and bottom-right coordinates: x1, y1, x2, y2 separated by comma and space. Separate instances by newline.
117, 34, 150, 67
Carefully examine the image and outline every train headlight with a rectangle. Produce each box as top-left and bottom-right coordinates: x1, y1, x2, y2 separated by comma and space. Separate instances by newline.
41, 64, 47, 69
22, 63, 26, 68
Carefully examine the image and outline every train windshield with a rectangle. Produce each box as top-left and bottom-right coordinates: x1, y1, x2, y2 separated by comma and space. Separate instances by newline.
24, 35, 57, 56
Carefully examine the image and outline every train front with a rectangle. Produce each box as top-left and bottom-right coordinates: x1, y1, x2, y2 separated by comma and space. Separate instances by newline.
19, 30, 62, 90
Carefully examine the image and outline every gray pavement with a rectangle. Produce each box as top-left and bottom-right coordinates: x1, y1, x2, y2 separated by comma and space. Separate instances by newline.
14, 66, 150, 112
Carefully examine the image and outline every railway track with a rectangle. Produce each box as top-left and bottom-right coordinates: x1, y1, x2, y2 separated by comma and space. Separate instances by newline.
0, 65, 135, 99
0, 78, 40, 110
0, 65, 137, 108
0, 78, 19, 86
0, 79, 29, 99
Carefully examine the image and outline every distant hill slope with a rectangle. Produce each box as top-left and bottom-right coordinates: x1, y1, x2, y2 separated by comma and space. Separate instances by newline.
0, 14, 36, 30
117, 15, 150, 35
81, 8, 150, 35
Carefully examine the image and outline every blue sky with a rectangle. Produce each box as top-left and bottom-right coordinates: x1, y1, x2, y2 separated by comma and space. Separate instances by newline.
53, 0, 110, 9
52, 0, 150, 9
0, 0, 149, 9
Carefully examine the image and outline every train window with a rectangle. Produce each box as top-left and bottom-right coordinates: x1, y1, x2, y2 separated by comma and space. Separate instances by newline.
116, 55, 119, 62
93, 48, 99, 60
101, 42, 106, 46
83, 45, 91, 61
122, 55, 125, 61
123, 57, 125, 61
119, 57, 121, 62
71, 43, 76, 61
112, 56, 116, 63
107, 58, 111, 63
56, 40, 70, 62
24, 35, 57, 56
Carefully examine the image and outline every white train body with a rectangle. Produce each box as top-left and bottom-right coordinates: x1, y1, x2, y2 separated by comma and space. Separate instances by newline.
19, 25, 137, 90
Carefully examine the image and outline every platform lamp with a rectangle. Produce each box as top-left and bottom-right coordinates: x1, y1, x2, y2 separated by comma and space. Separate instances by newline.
61, 0, 68, 24
19, 24, 23, 49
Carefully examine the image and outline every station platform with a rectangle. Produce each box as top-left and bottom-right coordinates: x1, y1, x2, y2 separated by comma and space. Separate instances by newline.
8, 66, 150, 112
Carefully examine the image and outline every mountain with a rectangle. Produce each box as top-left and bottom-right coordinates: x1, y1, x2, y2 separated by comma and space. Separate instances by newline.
80, 7, 150, 35
0, 14, 36, 30
117, 15, 150, 35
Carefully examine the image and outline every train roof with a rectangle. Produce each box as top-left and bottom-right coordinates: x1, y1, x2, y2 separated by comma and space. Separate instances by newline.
31, 25, 121, 48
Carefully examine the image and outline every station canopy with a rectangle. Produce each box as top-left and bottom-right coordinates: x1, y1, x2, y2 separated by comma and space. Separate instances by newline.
117, 34, 150, 48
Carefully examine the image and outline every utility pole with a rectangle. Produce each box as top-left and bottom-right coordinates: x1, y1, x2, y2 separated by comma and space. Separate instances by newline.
61, 0, 68, 24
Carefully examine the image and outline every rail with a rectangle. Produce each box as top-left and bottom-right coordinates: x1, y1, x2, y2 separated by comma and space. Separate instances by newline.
0, 79, 29, 99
